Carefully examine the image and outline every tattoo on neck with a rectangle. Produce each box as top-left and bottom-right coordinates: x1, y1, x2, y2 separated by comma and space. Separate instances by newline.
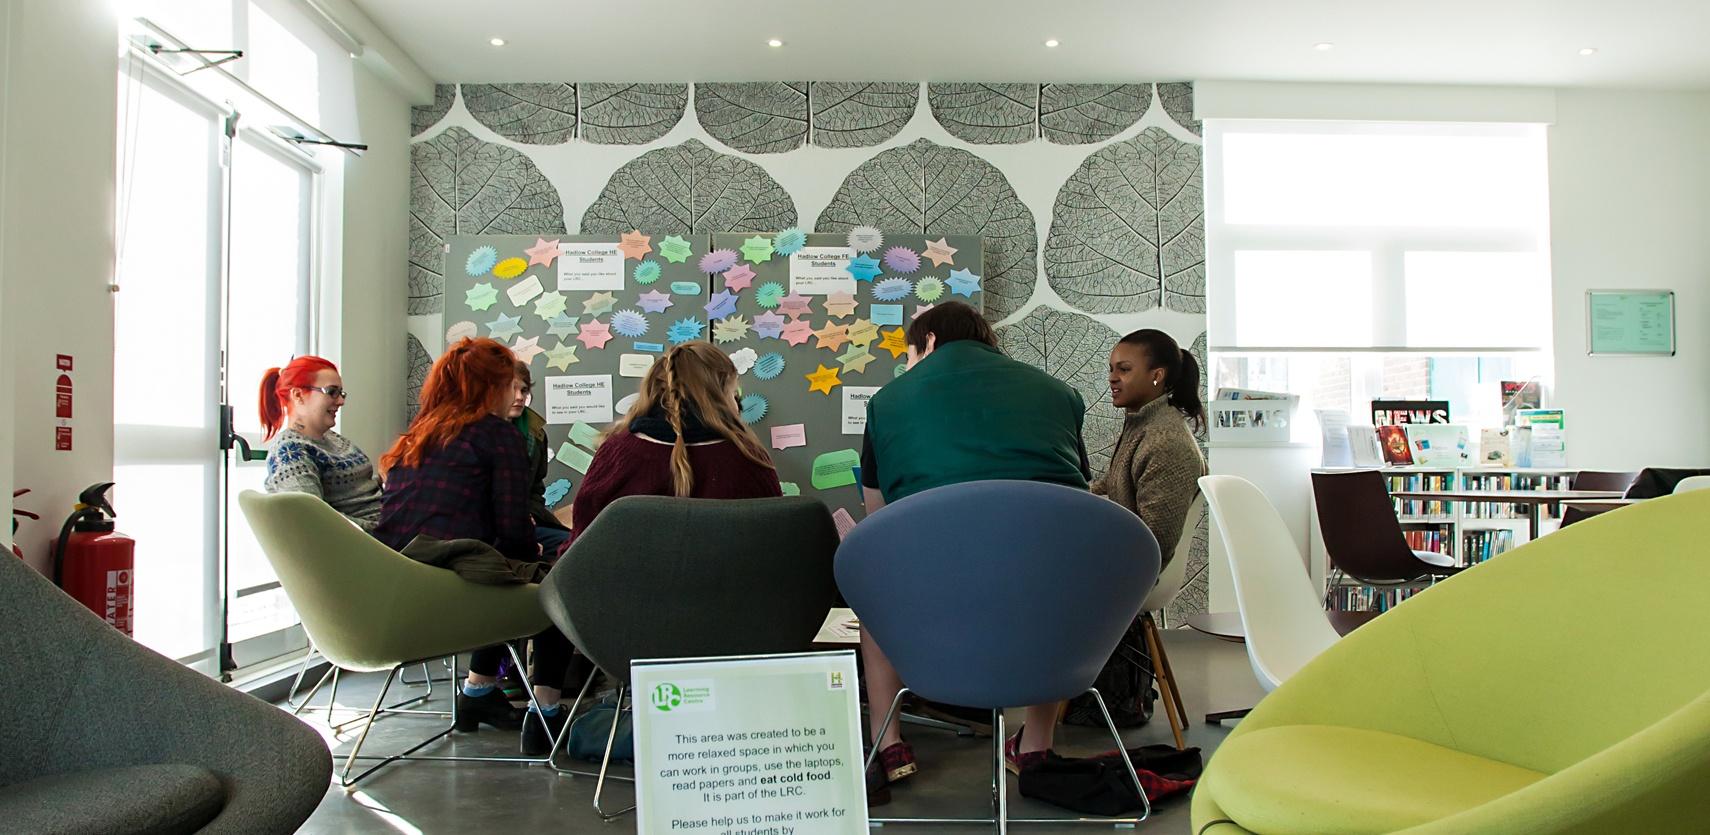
289, 419, 309, 433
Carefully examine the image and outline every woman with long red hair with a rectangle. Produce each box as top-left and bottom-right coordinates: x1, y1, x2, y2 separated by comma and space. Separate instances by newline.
260, 356, 382, 531
372, 337, 574, 754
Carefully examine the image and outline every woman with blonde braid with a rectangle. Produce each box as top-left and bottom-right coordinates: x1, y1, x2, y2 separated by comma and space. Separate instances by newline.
567, 342, 782, 546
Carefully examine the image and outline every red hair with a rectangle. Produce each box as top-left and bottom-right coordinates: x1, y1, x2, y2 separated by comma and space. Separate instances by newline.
380, 337, 517, 475
259, 356, 338, 441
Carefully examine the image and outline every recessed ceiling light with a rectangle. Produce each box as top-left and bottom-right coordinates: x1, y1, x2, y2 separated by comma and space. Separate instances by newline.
1579, 47, 1598, 56
1314, 42, 1335, 51
1044, 38, 1060, 48
489, 37, 506, 47
767, 38, 784, 48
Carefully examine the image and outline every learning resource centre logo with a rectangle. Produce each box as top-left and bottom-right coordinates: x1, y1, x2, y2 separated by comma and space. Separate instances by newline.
649, 680, 714, 713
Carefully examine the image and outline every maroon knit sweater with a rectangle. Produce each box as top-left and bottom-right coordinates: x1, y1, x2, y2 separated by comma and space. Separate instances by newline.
566, 432, 782, 548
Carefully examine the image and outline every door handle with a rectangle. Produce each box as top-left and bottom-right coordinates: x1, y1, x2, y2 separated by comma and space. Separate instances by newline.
218, 404, 268, 461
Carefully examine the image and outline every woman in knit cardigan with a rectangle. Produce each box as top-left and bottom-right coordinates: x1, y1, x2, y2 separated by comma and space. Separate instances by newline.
1067, 328, 1208, 728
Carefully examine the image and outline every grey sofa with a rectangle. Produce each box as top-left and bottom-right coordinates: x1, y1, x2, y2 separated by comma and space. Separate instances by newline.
0, 554, 331, 834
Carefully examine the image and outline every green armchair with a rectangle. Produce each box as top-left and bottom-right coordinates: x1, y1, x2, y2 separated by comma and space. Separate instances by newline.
1193, 489, 1710, 834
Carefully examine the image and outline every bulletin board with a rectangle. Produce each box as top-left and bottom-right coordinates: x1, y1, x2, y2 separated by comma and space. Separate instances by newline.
442, 233, 711, 510
711, 232, 983, 522
1586, 289, 1676, 356
439, 230, 983, 524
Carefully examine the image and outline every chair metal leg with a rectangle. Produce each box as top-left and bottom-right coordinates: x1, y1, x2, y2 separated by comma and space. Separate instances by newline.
286, 644, 323, 708
1142, 616, 1187, 750
547, 668, 616, 779
291, 662, 335, 716
863, 687, 913, 772
593, 685, 635, 820
1087, 687, 1152, 823
993, 709, 1009, 834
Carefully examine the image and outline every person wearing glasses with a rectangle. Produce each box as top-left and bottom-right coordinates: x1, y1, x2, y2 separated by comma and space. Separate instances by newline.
259, 355, 382, 531
507, 361, 571, 555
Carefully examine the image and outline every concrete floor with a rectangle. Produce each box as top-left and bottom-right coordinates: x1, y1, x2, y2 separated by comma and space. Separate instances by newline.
291, 629, 1264, 834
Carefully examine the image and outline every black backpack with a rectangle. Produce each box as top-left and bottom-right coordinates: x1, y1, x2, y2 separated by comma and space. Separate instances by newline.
1062, 617, 1155, 727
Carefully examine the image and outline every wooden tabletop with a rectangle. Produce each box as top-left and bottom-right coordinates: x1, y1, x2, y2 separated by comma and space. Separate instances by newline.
1562, 497, 1643, 508
1389, 489, 1624, 503
1186, 610, 1378, 641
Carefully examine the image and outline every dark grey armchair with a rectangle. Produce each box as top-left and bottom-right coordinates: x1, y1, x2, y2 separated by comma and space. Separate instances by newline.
0, 554, 331, 834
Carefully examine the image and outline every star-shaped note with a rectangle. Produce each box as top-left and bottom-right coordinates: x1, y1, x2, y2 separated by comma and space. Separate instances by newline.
525, 237, 562, 268
705, 289, 738, 321
582, 291, 618, 316
723, 263, 756, 292
753, 310, 787, 339
912, 304, 934, 320
838, 345, 877, 374
782, 319, 814, 346
740, 235, 775, 263
713, 315, 752, 344
658, 235, 693, 263
666, 318, 705, 344
821, 291, 859, 319
545, 341, 580, 370
510, 335, 544, 364
878, 327, 909, 359
805, 364, 842, 395
546, 313, 580, 339
922, 237, 958, 268
814, 322, 851, 352
533, 291, 568, 320
486, 312, 524, 341
577, 319, 614, 350
637, 289, 674, 314
847, 319, 880, 347
947, 267, 982, 297
619, 230, 652, 260
846, 255, 883, 282
465, 282, 499, 312
778, 292, 812, 320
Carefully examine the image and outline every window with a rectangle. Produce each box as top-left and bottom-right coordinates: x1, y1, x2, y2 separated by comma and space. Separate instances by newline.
1205, 119, 1554, 435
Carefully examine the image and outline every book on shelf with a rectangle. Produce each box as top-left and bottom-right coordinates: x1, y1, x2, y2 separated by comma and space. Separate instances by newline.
1460, 529, 1515, 566
1329, 585, 1419, 613
1405, 424, 1470, 467
1385, 472, 1455, 516
1371, 399, 1450, 426
1377, 425, 1414, 465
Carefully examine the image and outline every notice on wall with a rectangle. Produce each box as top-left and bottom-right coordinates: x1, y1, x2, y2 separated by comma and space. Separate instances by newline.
789, 247, 857, 296
1587, 290, 1675, 355
558, 242, 626, 291
840, 387, 880, 435
544, 374, 614, 424
632, 652, 868, 835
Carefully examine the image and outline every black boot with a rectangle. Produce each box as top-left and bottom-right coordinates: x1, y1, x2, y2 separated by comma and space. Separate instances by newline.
454, 688, 523, 732
521, 706, 571, 756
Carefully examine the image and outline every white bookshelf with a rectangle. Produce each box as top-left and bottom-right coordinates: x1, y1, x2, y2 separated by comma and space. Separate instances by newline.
1308, 466, 1578, 611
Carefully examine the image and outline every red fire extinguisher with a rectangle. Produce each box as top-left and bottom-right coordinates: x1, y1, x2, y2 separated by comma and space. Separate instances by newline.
53, 483, 135, 636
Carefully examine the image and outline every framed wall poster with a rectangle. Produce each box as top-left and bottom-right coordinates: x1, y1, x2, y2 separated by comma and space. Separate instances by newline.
1586, 290, 1676, 356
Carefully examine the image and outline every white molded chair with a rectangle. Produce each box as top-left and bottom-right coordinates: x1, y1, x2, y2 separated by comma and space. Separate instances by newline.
1198, 475, 1339, 693
1137, 494, 1203, 749
1673, 475, 1710, 494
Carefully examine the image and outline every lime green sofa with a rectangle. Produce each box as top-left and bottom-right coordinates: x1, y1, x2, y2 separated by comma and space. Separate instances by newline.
1193, 489, 1710, 834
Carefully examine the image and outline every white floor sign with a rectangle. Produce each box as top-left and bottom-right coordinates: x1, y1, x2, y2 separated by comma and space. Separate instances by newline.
631, 651, 869, 834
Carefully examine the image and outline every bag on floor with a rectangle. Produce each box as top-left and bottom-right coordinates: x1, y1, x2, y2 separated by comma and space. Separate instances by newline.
566, 699, 634, 764
1063, 620, 1156, 727
1017, 744, 1202, 815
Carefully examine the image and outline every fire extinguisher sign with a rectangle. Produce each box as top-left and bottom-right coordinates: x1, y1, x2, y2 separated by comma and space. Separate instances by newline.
55, 354, 73, 451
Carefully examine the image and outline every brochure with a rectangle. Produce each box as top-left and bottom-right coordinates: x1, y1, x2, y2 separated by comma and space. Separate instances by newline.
1376, 425, 1415, 465
1404, 424, 1470, 467
1350, 425, 1385, 467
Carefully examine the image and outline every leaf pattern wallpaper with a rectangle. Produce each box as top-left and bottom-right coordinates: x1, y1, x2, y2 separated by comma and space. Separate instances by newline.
407, 81, 1212, 621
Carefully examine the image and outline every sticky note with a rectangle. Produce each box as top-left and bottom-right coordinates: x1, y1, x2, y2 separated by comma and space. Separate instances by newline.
569, 422, 601, 450
869, 304, 904, 326
831, 507, 858, 540
779, 482, 801, 496
506, 274, 545, 307
618, 353, 655, 378
770, 423, 808, 450
555, 442, 594, 474
811, 449, 861, 490
669, 281, 702, 295
633, 341, 665, 353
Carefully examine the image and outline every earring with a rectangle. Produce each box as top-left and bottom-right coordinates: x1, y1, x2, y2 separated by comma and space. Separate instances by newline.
1153, 380, 1161, 386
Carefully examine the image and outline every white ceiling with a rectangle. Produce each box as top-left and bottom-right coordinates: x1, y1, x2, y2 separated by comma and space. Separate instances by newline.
349, 0, 1710, 89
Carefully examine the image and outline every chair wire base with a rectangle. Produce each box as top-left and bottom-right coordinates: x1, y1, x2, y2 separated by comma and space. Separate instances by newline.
864, 687, 1151, 830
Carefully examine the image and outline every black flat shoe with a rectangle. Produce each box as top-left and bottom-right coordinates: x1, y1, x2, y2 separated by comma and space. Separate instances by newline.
520, 707, 570, 756
454, 689, 523, 732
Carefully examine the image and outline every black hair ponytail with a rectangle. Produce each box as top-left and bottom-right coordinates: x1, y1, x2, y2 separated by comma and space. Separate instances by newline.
1116, 329, 1206, 432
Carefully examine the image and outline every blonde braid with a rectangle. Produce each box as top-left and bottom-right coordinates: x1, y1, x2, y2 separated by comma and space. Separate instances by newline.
661, 351, 694, 497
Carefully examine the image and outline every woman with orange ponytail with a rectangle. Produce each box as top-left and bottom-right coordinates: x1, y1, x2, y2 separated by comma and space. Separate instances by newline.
372, 337, 573, 753
260, 356, 382, 531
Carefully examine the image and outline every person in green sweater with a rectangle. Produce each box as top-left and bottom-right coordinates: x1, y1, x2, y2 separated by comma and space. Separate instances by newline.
260, 356, 382, 531
856, 302, 1093, 794
507, 361, 571, 555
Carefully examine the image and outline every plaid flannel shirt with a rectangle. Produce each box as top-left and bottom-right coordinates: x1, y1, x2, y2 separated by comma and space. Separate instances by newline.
374, 415, 537, 560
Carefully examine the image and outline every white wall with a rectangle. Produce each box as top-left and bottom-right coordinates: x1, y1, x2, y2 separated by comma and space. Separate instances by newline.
1548, 89, 1710, 468
1, 0, 119, 572
332, 65, 410, 454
